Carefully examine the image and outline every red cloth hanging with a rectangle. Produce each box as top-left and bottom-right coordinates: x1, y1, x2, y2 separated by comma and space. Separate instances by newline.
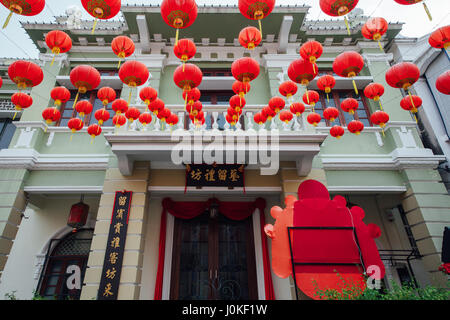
153, 197, 275, 300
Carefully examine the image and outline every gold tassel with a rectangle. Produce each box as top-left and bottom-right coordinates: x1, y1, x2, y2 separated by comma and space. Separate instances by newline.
352, 79, 358, 95
2, 11, 13, 29
414, 114, 418, 123
128, 88, 132, 104
379, 100, 383, 111
382, 128, 385, 137
184, 93, 188, 113
91, 18, 98, 35
378, 40, 383, 52
70, 134, 73, 142
344, 16, 351, 36
258, 19, 262, 39
182, 61, 185, 72
175, 28, 179, 45
117, 58, 122, 69
73, 91, 80, 108
90, 136, 94, 144
45, 125, 48, 133
408, 90, 415, 109
50, 54, 56, 66
326, 93, 329, 103
423, 2, 432, 21
13, 111, 17, 120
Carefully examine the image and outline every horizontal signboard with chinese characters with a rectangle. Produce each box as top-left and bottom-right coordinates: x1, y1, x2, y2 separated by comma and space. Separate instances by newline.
185, 164, 245, 188
97, 190, 132, 300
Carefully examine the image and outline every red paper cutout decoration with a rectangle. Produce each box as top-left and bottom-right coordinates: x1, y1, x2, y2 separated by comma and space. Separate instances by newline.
1, 0, 45, 29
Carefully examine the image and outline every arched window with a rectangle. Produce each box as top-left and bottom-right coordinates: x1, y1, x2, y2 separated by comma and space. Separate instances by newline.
38, 229, 93, 300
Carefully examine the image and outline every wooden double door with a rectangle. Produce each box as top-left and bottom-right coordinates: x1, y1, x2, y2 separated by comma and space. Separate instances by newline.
170, 211, 258, 300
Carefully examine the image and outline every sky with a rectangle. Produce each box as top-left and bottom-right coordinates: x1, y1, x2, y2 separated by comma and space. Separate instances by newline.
0, 0, 448, 59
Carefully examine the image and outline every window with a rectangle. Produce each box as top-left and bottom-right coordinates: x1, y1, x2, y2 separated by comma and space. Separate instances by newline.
0, 118, 16, 149
39, 229, 93, 300
199, 90, 234, 105
202, 69, 232, 77
57, 89, 120, 127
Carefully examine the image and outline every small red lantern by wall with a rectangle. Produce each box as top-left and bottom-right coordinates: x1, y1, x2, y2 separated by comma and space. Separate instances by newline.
394, 0, 432, 21
348, 120, 364, 135
288, 57, 318, 86
319, 0, 359, 35
167, 113, 179, 128
70, 65, 101, 106
230, 94, 246, 113
341, 98, 359, 115
290, 102, 305, 117
173, 63, 203, 92
11, 92, 32, 112
67, 117, 84, 141
67, 197, 89, 231
400, 95, 422, 123
149, 98, 165, 116
8, 60, 43, 90
45, 30, 72, 66
323, 107, 339, 122
112, 98, 129, 115
75, 100, 93, 118
1, 0, 45, 29
239, 26, 262, 50
262, 105, 276, 121
317, 75, 336, 102
112, 114, 127, 128
361, 17, 388, 52
140, 86, 158, 109
300, 40, 323, 73
385, 62, 420, 115
81, 0, 122, 34
157, 107, 171, 123
51, 86, 71, 107
253, 112, 267, 125
42, 107, 61, 131
302, 90, 320, 110
279, 81, 298, 100
307, 112, 322, 127
330, 125, 345, 139
139, 112, 153, 127
94, 108, 110, 126
119, 60, 150, 103
231, 57, 260, 83
97, 87, 116, 107
238, 0, 275, 36
174, 38, 196, 71
429, 25, 450, 50
333, 51, 364, 95
111, 36, 135, 69
182, 87, 201, 109
125, 107, 140, 123
364, 83, 385, 110
436, 70, 450, 95
187, 100, 202, 117
279, 110, 293, 124
233, 81, 251, 98
161, 0, 198, 44
370, 110, 390, 136
87, 123, 102, 143
269, 96, 285, 113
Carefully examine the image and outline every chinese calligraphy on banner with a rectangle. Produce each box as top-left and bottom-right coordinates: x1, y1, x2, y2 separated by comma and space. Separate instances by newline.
97, 190, 132, 300
185, 164, 245, 188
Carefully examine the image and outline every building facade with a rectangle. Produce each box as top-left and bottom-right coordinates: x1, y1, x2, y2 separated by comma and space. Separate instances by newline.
0, 4, 449, 300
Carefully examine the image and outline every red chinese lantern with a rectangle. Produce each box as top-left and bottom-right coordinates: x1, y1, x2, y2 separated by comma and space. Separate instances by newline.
288, 57, 318, 86
94, 108, 110, 126
187, 100, 202, 116
70, 65, 101, 105
45, 30, 72, 66
183, 87, 201, 106
1, 0, 45, 29
112, 98, 128, 115
67, 199, 89, 230
253, 112, 267, 125
317, 75, 336, 102
370, 110, 390, 136
290, 102, 305, 117
400, 95, 422, 114
394, 0, 432, 21
111, 36, 135, 68
429, 25, 450, 50
11, 92, 32, 119
173, 63, 203, 93
323, 107, 339, 122
436, 70, 450, 95
341, 98, 359, 115
239, 26, 262, 50
81, 0, 121, 34
333, 51, 364, 95
8, 60, 43, 89
230, 94, 246, 113
364, 83, 385, 110
161, 0, 198, 44
300, 41, 323, 73
119, 61, 150, 103
385, 62, 420, 114
42, 107, 61, 125
140, 86, 158, 110
238, 0, 275, 36
319, 0, 359, 35
279, 81, 298, 100
149, 98, 165, 115
167, 113, 179, 128
87, 124, 102, 143
262, 106, 276, 121
226, 113, 236, 126
68, 117, 84, 141
0, 77, 2, 88
279, 110, 293, 124
233, 81, 251, 98
269, 96, 285, 113
75, 100, 93, 118
307, 112, 322, 127
302, 90, 320, 109
50, 86, 71, 107
174, 38, 196, 71
227, 107, 241, 123
125, 107, 140, 123
139, 112, 153, 127
330, 125, 345, 139
158, 107, 171, 122
347, 120, 364, 135
361, 17, 388, 52
112, 114, 127, 128
231, 57, 260, 84
97, 87, 116, 107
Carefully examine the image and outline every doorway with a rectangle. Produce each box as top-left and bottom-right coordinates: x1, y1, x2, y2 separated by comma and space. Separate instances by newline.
169, 211, 258, 300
